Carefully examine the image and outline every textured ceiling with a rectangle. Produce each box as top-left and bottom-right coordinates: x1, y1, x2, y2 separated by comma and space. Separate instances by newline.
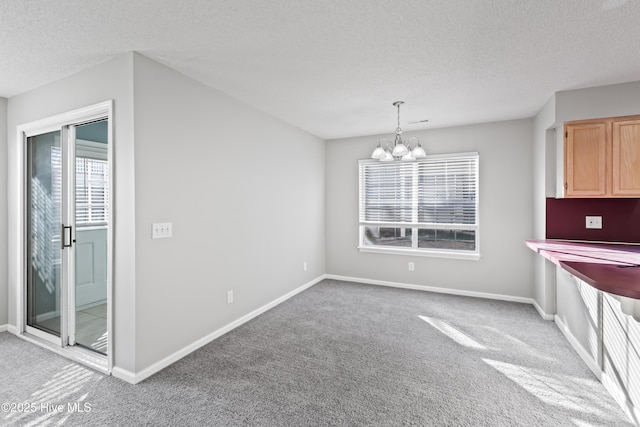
1, 0, 640, 139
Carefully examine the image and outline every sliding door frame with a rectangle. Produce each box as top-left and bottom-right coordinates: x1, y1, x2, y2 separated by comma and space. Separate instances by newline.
14, 100, 114, 373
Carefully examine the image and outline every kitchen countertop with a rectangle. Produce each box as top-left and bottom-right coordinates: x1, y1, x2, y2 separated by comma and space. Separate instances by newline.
526, 239, 640, 300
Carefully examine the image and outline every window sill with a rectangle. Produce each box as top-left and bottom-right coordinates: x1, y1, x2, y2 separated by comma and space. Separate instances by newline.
358, 246, 481, 261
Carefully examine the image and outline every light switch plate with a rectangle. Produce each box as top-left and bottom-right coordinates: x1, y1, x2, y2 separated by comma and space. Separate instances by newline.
152, 222, 173, 239
585, 216, 602, 229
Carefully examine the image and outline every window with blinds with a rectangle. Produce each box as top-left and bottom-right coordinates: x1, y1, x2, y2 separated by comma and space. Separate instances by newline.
75, 157, 109, 225
359, 152, 479, 258
51, 146, 109, 226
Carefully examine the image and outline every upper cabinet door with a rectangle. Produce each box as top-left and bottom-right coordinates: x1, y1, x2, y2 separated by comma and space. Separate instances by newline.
565, 122, 609, 197
612, 118, 640, 197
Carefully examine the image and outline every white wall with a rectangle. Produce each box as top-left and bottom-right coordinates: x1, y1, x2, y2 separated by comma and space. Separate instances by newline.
556, 80, 640, 123
326, 118, 534, 299
131, 54, 326, 371
0, 97, 7, 326
7, 54, 137, 372
532, 96, 556, 316
555, 268, 599, 362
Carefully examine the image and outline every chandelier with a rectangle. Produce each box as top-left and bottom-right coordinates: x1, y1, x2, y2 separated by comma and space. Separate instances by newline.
370, 101, 426, 162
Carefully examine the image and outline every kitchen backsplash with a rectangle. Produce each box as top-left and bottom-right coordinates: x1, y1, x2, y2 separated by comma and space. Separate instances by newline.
546, 197, 640, 243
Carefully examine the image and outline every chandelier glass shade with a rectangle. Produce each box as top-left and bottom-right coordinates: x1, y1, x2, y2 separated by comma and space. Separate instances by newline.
371, 101, 426, 162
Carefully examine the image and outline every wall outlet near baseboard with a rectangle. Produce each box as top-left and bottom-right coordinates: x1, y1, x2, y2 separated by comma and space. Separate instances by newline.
303, 261, 308, 272
408, 262, 415, 271
227, 290, 233, 304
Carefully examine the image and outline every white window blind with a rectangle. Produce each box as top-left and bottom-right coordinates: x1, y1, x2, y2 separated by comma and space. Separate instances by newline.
417, 155, 477, 226
360, 161, 416, 224
359, 152, 479, 257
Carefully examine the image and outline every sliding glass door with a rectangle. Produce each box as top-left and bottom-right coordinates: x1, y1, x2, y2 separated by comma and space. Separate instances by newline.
26, 130, 63, 338
73, 120, 109, 354
25, 118, 110, 357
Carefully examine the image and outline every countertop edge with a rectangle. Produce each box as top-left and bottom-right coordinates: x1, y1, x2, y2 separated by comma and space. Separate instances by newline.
526, 239, 640, 300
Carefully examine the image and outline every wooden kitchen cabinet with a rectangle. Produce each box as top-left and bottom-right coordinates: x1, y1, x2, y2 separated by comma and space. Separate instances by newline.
565, 120, 609, 197
612, 118, 640, 196
564, 115, 640, 198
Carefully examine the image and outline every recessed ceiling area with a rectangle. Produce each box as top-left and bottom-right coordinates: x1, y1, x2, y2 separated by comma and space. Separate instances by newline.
1, 0, 639, 139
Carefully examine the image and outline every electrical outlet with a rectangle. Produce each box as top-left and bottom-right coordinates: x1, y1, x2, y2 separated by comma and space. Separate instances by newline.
152, 222, 173, 239
585, 216, 602, 229
303, 261, 308, 272
227, 290, 233, 304
408, 262, 415, 271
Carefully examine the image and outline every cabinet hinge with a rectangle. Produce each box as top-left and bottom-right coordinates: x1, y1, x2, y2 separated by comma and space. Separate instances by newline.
565, 131, 568, 138
564, 182, 568, 190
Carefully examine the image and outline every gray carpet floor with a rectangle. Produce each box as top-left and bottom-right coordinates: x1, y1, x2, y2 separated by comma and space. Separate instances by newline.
0, 279, 633, 426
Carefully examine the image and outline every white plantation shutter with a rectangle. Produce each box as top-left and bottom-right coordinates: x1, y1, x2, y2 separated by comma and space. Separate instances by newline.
359, 152, 478, 254
76, 157, 109, 224
51, 145, 109, 226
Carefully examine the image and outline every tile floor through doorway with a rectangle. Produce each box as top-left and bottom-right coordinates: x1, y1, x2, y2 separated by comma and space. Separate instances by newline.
38, 303, 107, 354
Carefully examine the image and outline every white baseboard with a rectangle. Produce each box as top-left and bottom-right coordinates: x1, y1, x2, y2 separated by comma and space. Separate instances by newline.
77, 299, 107, 312
554, 315, 602, 380
126, 274, 327, 385
532, 299, 555, 321
0, 324, 7, 333
7, 325, 18, 334
35, 311, 59, 323
112, 366, 137, 384
325, 274, 535, 305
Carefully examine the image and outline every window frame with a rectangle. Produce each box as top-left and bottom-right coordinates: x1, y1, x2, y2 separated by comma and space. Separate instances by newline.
358, 152, 480, 260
